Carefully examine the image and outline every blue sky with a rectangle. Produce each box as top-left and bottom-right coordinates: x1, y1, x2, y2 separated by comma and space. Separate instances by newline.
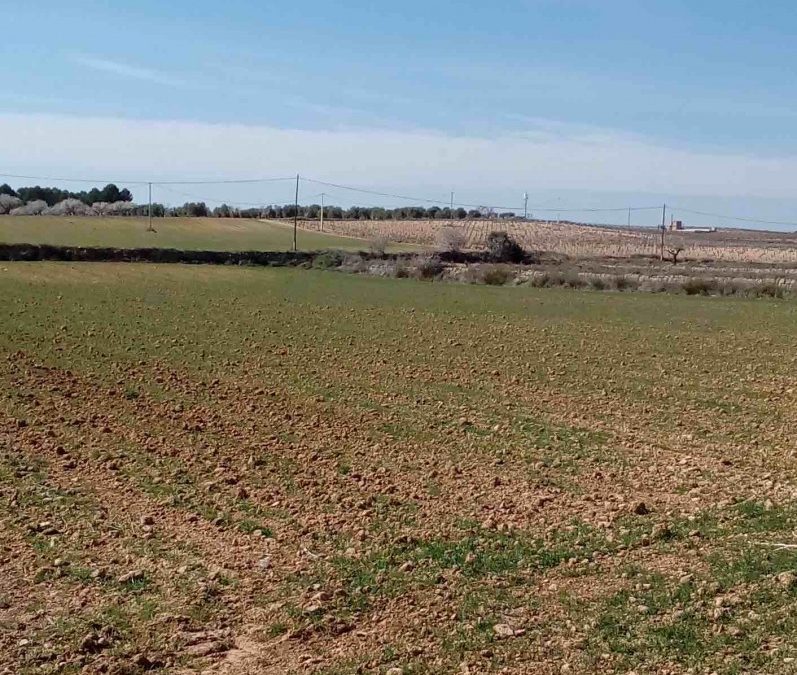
4, 1, 797, 227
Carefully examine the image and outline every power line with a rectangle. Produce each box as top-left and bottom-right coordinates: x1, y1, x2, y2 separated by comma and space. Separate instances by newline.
300, 177, 662, 213
0, 172, 150, 186
671, 206, 797, 229
156, 184, 271, 207
155, 176, 294, 186
0, 172, 295, 187
5, 169, 797, 228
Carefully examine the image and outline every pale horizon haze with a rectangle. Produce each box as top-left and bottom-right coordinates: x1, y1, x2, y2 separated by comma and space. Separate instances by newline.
4, 1, 797, 229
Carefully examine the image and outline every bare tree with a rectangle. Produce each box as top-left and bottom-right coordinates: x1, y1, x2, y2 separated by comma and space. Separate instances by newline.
667, 247, 685, 265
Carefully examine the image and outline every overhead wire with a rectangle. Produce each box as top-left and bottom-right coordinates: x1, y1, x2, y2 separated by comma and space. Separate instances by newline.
3, 169, 797, 228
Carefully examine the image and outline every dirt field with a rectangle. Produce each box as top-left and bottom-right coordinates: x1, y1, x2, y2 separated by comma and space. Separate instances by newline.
3, 263, 797, 674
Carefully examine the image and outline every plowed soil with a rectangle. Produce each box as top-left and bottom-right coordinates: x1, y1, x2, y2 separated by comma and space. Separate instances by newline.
2, 263, 797, 674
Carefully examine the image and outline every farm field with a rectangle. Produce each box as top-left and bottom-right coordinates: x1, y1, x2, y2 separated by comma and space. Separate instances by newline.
301, 218, 797, 264
3, 263, 797, 673
0, 216, 422, 253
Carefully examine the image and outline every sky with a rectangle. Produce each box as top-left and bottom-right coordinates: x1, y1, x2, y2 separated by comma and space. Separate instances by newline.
3, 1, 797, 228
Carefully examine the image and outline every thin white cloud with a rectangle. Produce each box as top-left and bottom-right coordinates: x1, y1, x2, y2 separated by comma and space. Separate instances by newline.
71, 55, 185, 87
4, 112, 797, 211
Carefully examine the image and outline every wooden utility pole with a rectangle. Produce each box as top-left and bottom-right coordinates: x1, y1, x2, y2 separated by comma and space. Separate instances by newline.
320, 192, 325, 232
293, 174, 299, 252
660, 203, 667, 260
147, 182, 154, 232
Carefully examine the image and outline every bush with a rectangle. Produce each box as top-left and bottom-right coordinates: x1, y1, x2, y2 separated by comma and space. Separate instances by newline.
312, 250, 345, 269
437, 226, 467, 253
486, 231, 525, 263
589, 277, 608, 291
750, 281, 785, 298
681, 278, 717, 296
612, 275, 639, 291
480, 265, 515, 286
369, 235, 390, 256
528, 270, 584, 288
415, 255, 445, 280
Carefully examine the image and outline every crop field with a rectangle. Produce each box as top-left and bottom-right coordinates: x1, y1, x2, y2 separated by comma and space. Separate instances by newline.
0, 216, 420, 253
4, 263, 797, 674
301, 218, 797, 264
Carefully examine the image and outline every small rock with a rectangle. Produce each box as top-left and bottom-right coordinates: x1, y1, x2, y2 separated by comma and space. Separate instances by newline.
256, 557, 271, 571
117, 570, 144, 584
386, 668, 404, 675
776, 571, 797, 589
493, 623, 516, 639
185, 640, 227, 657
399, 561, 415, 573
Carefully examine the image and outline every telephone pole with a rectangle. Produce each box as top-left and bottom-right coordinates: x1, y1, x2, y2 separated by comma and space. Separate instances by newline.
320, 193, 325, 232
147, 182, 154, 232
293, 174, 299, 252
523, 192, 529, 220
660, 203, 667, 260
627, 207, 631, 229
450, 191, 454, 210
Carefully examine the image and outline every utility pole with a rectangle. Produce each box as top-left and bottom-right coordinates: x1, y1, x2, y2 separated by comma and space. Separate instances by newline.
293, 174, 300, 252
320, 193, 325, 232
660, 203, 667, 261
147, 182, 154, 232
627, 207, 631, 229
524, 192, 529, 220
450, 191, 454, 210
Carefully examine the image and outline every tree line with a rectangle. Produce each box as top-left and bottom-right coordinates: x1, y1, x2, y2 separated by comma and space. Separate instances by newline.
0, 183, 133, 207
191, 203, 518, 220
0, 182, 519, 220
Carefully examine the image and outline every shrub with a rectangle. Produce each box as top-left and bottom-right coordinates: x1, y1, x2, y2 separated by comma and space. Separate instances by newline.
681, 278, 717, 296
612, 275, 639, 291
528, 271, 584, 289
751, 281, 785, 298
589, 277, 608, 291
369, 235, 390, 256
486, 231, 525, 263
437, 226, 467, 253
415, 255, 445, 280
562, 272, 587, 289
312, 250, 345, 269
529, 272, 562, 288
480, 265, 515, 286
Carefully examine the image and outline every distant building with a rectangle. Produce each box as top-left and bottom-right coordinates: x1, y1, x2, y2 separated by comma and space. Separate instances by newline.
670, 219, 716, 233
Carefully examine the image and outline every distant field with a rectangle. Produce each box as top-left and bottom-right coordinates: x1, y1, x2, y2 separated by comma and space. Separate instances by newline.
0, 216, 422, 252
302, 217, 797, 263
3, 262, 797, 673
